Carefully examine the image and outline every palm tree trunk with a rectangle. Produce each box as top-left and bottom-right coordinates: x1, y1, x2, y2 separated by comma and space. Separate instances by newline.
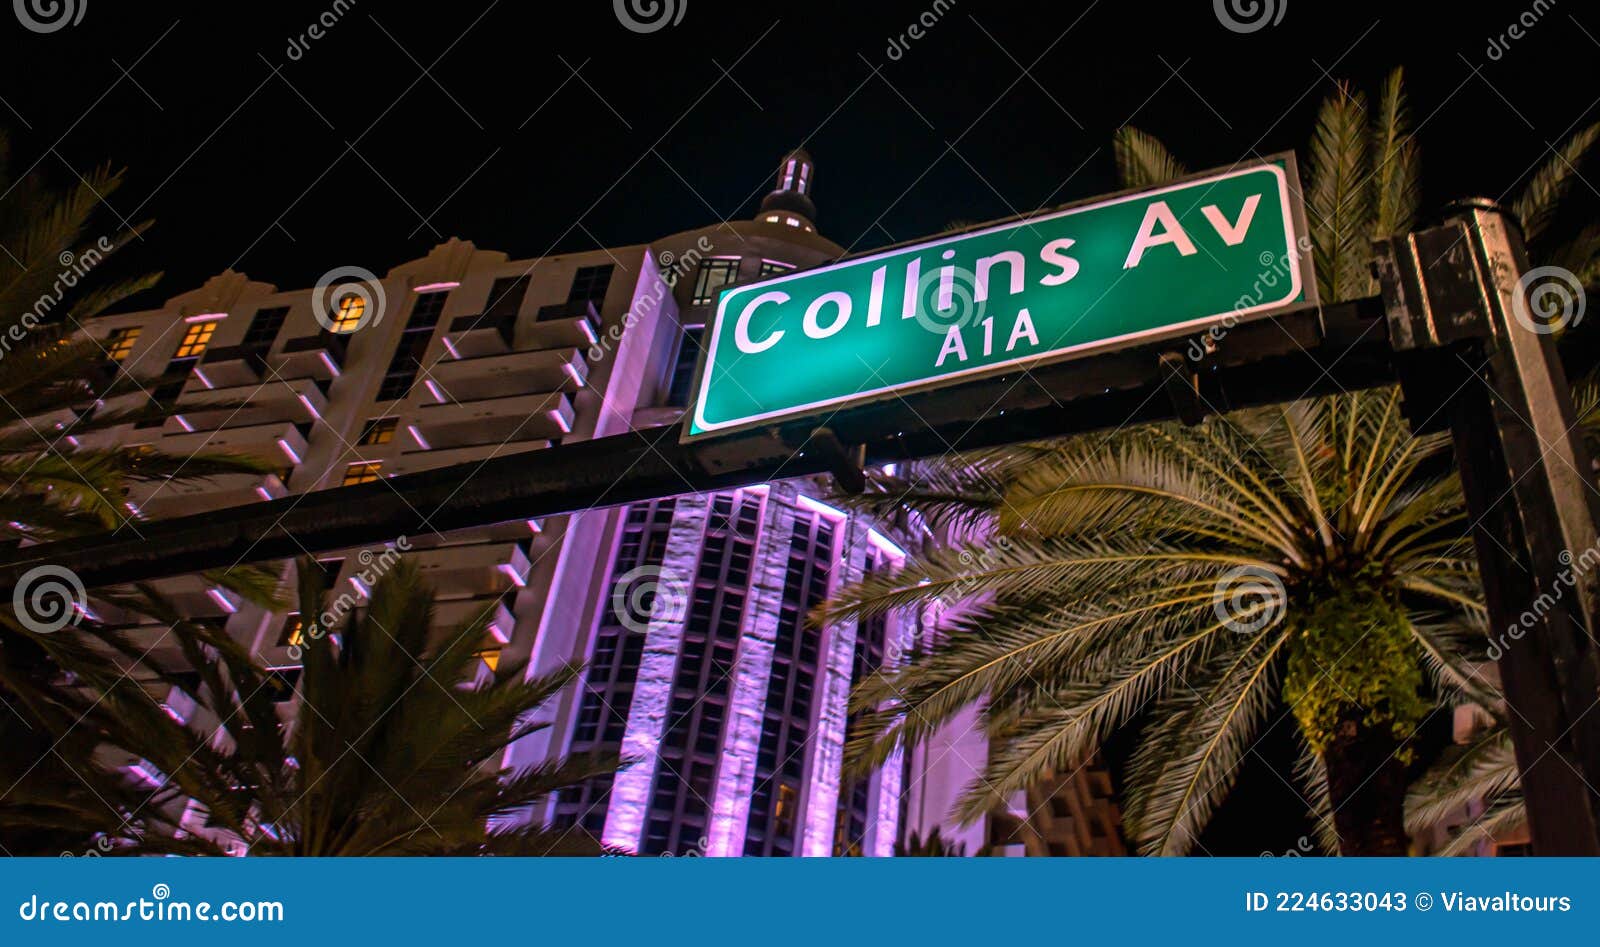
1320, 706, 1411, 855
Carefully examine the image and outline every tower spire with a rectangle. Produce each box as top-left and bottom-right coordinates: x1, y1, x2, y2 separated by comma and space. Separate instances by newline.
756, 148, 818, 232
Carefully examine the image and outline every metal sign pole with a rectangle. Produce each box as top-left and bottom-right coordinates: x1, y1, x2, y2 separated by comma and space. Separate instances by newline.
1378, 201, 1600, 855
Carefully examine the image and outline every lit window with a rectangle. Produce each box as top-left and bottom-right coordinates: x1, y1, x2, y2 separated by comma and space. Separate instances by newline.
758, 261, 793, 279
691, 258, 741, 306
278, 614, 304, 648
174, 321, 217, 358
331, 295, 366, 333
477, 649, 501, 672
358, 418, 397, 446
105, 326, 141, 362
340, 462, 383, 486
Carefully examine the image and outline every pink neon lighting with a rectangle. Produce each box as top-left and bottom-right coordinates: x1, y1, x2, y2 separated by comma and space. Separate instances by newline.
193, 367, 215, 389
563, 362, 585, 387
185, 312, 227, 323
797, 494, 846, 520
277, 438, 302, 464
350, 576, 370, 599
487, 622, 510, 645
578, 319, 599, 345
550, 409, 571, 434
255, 485, 274, 501
526, 518, 543, 533
297, 394, 322, 420
497, 562, 527, 587
318, 351, 342, 377
414, 281, 461, 293
173, 414, 194, 432
408, 425, 431, 450
424, 379, 447, 403
207, 588, 238, 614
441, 336, 462, 360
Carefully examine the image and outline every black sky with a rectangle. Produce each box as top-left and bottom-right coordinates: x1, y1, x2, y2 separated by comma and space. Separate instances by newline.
3, 1, 1596, 305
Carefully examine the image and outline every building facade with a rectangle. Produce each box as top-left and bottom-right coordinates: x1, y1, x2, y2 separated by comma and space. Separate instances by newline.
69, 150, 1121, 856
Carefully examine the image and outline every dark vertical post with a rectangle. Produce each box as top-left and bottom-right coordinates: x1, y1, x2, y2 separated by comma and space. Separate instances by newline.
1377, 200, 1600, 855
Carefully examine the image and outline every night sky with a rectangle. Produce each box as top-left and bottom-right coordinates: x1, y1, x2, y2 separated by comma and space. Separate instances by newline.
2, 1, 1595, 853
3, 0, 1596, 307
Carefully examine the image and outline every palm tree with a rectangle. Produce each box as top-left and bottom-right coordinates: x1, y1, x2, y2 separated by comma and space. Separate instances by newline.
823, 69, 1600, 856
2, 558, 617, 855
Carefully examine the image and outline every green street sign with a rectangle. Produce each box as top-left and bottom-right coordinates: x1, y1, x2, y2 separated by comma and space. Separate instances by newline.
686, 155, 1313, 440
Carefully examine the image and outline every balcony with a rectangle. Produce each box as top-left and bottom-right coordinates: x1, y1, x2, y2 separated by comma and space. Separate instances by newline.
134, 471, 288, 520
409, 541, 531, 598
272, 331, 349, 381
409, 391, 574, 450
443, 313, 516, 358
158, 419, 308, 468
168, 377, 327, 433
389, 438, 550, 476
194, 343, 270, 388
429, 347, 586, 402
532, 300, 602, 349
432, 595, 516, 646
142, 574, 246, 619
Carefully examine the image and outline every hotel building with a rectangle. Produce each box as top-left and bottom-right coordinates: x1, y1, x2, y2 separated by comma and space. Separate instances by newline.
62, 150, 1122, 856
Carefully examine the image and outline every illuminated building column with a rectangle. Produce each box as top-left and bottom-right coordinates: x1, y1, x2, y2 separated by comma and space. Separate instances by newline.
601, 493, 711, 851
704, 485, 794, 856
799, 518, 865, 856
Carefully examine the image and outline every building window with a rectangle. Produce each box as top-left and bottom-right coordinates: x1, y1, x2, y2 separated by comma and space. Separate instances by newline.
358, 418, 397, 446
105, 326, 141, 362
758, 260, 794, 279
690, 258, 740, 306
340, 462, 383, 486
569, 264, 614, 303
242, 307, 289, 349
277, 613, 304, 648
331, 296, 366, 333
175, 321, 218, 358
486, 276, 529, 318
666, 325, 705, 406
408, 290, 449, 329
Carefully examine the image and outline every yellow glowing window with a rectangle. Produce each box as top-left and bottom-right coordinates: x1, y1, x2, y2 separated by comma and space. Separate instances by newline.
279, 614, 304, 648
340, 462, 383, 486
332, 296, 366, 332
174, 321, 216, 358
358, 418, 397, 446
477, 649, 501, 673
105, 326, 141, 362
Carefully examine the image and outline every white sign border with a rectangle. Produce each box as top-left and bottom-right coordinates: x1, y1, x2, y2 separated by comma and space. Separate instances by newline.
690, 159, 1305, 438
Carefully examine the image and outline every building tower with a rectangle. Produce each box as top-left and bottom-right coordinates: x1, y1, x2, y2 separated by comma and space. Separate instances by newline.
754, 149, 818, 233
